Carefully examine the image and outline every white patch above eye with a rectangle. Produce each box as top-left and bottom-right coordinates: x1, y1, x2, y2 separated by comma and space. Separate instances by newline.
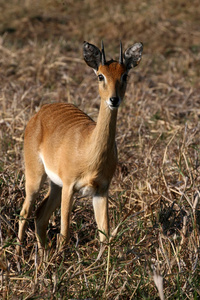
39, 153, 63, 187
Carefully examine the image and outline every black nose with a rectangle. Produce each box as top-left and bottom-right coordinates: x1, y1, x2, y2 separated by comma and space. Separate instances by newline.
110, 97, 119, 107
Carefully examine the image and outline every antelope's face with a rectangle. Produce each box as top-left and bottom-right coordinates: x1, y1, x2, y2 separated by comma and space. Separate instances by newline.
97, 62, 127, 110
83, 40, 143, 110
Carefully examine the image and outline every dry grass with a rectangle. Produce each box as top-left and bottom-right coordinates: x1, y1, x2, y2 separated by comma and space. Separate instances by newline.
0, 0, 200, 299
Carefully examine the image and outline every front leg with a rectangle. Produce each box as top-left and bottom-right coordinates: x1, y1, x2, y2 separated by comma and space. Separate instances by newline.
59, 185, 74, 248
93, 194, 109, 242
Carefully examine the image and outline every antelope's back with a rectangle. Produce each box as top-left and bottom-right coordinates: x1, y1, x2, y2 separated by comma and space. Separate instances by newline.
24, 103, 95, 156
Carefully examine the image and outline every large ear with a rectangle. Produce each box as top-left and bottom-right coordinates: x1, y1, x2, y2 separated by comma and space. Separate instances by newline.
124, 42, 143, 71
83, 41, 101, 71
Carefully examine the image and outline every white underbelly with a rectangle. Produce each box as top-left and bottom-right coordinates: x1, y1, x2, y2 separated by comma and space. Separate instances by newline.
74, 180, 97, 197
39, 153, 63, 187
79, 185, 96, 196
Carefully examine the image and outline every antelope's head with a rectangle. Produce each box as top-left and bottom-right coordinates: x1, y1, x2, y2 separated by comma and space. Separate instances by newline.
83, 41, 143, 110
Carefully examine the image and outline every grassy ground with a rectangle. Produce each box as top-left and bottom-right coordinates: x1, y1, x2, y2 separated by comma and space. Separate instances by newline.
0, 0, 200, 299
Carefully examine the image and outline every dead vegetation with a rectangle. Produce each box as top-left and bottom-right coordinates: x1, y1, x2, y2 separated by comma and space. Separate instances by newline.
0, 0, 200, 299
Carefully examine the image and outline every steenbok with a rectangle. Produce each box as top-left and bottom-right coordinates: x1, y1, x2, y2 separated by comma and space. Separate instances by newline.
17, 41, 143, 254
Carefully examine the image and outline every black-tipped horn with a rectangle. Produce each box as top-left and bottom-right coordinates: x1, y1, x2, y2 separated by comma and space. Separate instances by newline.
119, 41, 123, 64
101, 40, 106, 65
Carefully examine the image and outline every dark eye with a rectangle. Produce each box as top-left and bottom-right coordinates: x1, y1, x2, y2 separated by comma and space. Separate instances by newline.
122, 73, 128, 82
98, 74, 104, 81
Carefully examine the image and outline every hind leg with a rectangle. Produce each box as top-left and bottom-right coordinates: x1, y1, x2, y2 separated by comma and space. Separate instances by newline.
35, 181, 62, 251
17, 162, 46, 255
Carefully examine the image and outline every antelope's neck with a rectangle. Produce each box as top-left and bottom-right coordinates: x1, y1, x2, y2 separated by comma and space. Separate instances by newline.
89, 100, 118, 165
